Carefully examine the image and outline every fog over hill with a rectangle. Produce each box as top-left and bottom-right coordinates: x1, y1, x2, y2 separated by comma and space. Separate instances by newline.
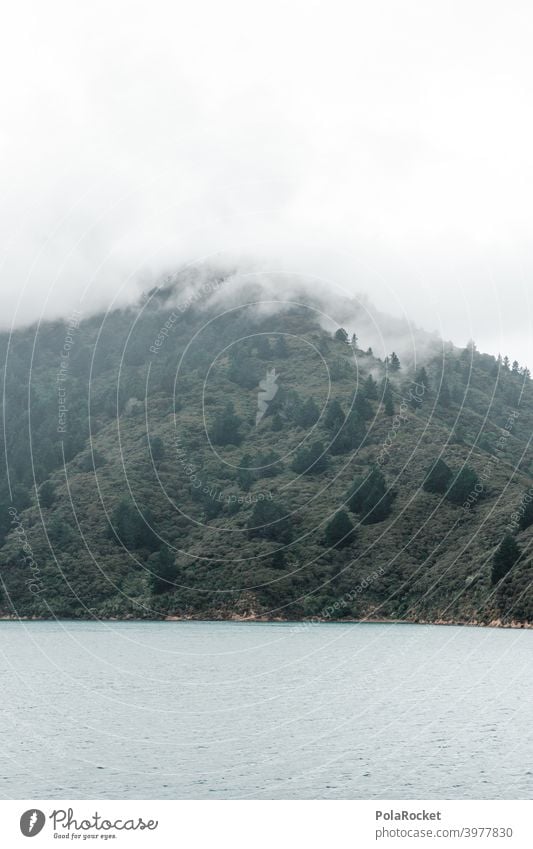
2, 1, 533, 366
1, 270, 531, 624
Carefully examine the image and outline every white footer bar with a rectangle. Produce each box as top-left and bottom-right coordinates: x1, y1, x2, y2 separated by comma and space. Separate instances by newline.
2, 800, 532, 848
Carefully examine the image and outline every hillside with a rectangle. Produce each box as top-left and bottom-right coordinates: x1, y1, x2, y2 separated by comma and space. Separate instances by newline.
1, 270, 532, 624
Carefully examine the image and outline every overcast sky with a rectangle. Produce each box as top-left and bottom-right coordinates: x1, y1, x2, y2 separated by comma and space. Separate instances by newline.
1, 0, 532, 364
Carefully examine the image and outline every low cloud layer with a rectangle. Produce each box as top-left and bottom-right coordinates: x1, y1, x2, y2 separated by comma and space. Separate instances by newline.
1, 0, 532, 365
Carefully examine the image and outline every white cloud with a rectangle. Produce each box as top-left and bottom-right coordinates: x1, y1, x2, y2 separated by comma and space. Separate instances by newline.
0, 0, 532, 365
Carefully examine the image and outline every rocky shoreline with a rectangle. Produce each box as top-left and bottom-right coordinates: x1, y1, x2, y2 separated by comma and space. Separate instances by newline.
1, 614, 531, 629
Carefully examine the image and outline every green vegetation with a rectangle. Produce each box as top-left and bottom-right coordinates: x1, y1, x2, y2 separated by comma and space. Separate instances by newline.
446, 466, 481, 506
492, 535, 521, 585
347, 468, 395, 524
0, 271, 532, 624
423, 459, 452, 494
324, 510, 356, 549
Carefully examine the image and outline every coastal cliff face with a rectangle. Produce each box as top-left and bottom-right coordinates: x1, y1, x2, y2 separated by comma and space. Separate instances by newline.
0, 270, 532, 624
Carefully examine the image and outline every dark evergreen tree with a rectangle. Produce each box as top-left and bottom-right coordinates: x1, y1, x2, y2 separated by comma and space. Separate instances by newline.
195, 489, 224, 521
274, 336, 289, 358
329, 411, 364, 455
446, 466, 480, 506
47, 515, 75, 547
364, 374, 378, 399
347, 468, 394, 524
436, 379, 451, 408
149, 436, 165, 461
334, 327, 349, 343
39, 481, 56, 508
271, 413, 283, 432
423, 458, 453, 494
389, 352, 401, 371
110, 500, 159, 551
149, 547, 178, 595
296, 397, 320, 428
492, 534, 521, 584
211, 403, 243, 446
237, 454, 255, 491
247, 499, 293, 543
383, 385, 394, 416
324, 510, 356, 549
282, 389, 303, 422
255, 451, 282, 478
110, 500, 139, 548
325, 399, 345, 431
291, 441, 329, 475
227, 351, 262, 389
414, 367, 429, 392
354, 392, 373, 420
77, 449, 107, 472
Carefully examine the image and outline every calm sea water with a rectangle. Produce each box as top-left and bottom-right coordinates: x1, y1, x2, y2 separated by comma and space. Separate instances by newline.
0, 621, 531, 799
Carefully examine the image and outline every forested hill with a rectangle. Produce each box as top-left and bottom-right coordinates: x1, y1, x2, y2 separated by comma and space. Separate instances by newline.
1, 270, 532, 624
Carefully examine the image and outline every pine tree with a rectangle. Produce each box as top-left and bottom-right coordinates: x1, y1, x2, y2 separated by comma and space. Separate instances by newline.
296, 397, 320, 428
492, 534, 520, 584
271, 413, 283, 432
149, 436, 165, 461
446, 466, 480, 506
149, 547, 178, 595
354, 392, 373, 420
351, 333, 358, 349
414, 367, 429, 391
111, 500, 139, 548
325, 399, 345, 431
110, 500, 158, 551
364, 374, 378, 399
274, 336, 289, 358
324, 510, 356, 549
247, 500, 293, 543
437, 379, 451, 408
211, 403, 243, 446
291, 441, 329, 474
347, 468, 394, 524
237, 454, 255, 491
423, 458, 452, 494
335, 327, 349, 343
389, 352, 401, 371
329, 410, 364, 455
228, 349, 262, 389
382, 381, 394, 416
39, 481, 55, 508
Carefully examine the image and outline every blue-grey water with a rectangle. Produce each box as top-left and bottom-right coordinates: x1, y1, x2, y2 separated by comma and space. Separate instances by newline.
0, 621, 531, 799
